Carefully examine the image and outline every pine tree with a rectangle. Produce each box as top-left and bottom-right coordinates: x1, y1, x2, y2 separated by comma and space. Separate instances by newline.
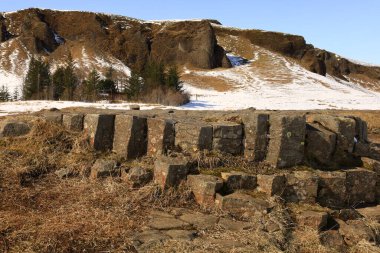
63, 54, 78, 101
144, 61, 166, 88
23, 57, 50, 100
84, 69, 100, 101
126, 70, 143, 100
13, 87, 19, 101
52, 67, 66, 100
0, 85, 10, 101
98, 67, 116, 94
165, 65, 183, 91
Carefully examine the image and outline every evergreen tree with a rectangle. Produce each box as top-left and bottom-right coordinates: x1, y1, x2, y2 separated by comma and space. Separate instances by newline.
84, 69, 100, 101
165, 65, 183, 91
0, 85, 10, 101
23, 57, 50, 100
13, 87, 19, 101
144, 61, 166, 88
63, 54, 78, 101
125, 70, 143, 100
98, 67, 116, 94
52, 67, 65, 100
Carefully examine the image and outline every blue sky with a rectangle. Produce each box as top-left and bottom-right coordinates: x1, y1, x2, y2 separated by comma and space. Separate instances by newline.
1, 0, 379, 65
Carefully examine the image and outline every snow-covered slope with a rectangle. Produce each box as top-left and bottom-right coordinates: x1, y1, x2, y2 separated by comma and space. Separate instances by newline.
182, 46, 380, 110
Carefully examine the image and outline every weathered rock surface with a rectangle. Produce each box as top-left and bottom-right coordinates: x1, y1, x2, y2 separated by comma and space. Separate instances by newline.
179, 212, 219, 229
212, 123, 243, 155
124, 167, 153, 188
43, 112, 63, 124
284, 171, 318, 203
147, 118, 175, 156
175, 122, 213, 152
337, 219, 377, 246
266, 115, 306, 168
62, 113, 84, 131
113, 115, 147, 159
317, 171, 346, 208
0, 121, 31, 137
216, 192, 271, 215
295, 210, 329, 230
319, 230, 347, 252
154, 156, 189, 189
357, 206, 380, 223
243, 113, 269, 161
84, 114, 115, 151
345, 168, 377, 205
187, 174, 223, 207
221, 171, 257, 192
257, 174, 286, 197
90, 159, 119, 179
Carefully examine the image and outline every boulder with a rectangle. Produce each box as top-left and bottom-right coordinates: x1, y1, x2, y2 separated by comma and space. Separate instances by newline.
0, 121, 31, 137
175, 122, 213, 152
216, 192, 271, 215
307, 115, 360, 167
295, 210, 329, 230
284, 171, 318, 203
357, 206, 380, 223
90, 159, 119, 179
266, 115, 306, 168
43, 112, 63, 124
113, 115, 147, 159
187, 174, 223, 207
124, 167, 153, 188
317, 171, 346, 208
84, 114, 115, 151
345, 168, 377, 205
147, 118, 175, 156
337, 219, 376, 246
256, 174, 286, 197
154, 156, 189, 189
305, 123, 337, 168
212, 123, 243, 155
221, 171, 257, 191
62, 114, 84, 131
319, 230, 347, 253
243, 113, 269, 161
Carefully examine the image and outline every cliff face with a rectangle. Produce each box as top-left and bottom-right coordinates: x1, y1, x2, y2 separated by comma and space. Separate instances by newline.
0, 8, 230, 73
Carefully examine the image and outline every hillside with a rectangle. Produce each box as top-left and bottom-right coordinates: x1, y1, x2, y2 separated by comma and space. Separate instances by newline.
0, 8, 380, 110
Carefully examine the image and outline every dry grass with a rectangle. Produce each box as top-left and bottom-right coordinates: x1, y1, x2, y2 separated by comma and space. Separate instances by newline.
181, 73, 235, 92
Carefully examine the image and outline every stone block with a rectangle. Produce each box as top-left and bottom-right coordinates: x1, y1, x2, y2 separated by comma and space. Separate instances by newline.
345, 168, 377, 205
84, 114, 115, 151
305, 123, 337, 168
175, 122, 212, 152
243, 113, 269, 161
256, 174, 286, 197
266, 115, 306, 168
337, 219, 376, 246
216, 192, 271, 215
43, 112, 63, 124
187, 174, 223, 207
113, 115, 147, 159
124, 167, 153, 188
0, 121, 31, 137
284, 171, 318, 203
221, 171, 257, 191
317, 171, 346, 208
63, 114, 84, 131
147, 118, 175, 156
212, 124, 243, 155
295, 210, 329, 230
154, 156, 189, 189
90, 159, 119, 179
357, 205, 380, 223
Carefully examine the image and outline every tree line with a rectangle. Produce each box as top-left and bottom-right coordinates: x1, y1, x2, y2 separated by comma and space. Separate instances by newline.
20, 55, 188, 105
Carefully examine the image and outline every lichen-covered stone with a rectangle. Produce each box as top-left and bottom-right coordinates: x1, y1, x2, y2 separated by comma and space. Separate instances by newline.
345, 168, 377, 205
84, 114, 115, 151
243, 113, 269, 161
187, 174, 223, 207
147, 118, 175, 156
266, 115, 306, 168
90, 159, 119, 179
154, 156, 189, 189
63, 114, 84, 131
113, 115, 147, 159
284, 171, 318, 203
221, 171, 257, 191
175, 122, 212, 152
0, 121, 31, 137
257, 174, 286, 197
317, 171, 346, 208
